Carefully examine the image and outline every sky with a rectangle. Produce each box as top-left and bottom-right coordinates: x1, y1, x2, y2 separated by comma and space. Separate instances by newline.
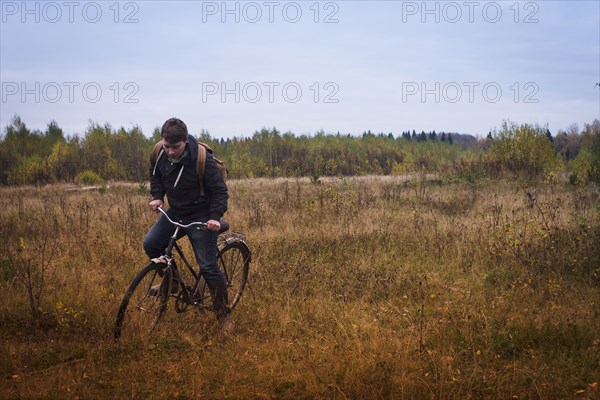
1, 0, 599, 139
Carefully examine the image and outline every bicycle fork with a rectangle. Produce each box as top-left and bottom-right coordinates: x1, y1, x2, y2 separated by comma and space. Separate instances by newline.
147, 224, 181, 295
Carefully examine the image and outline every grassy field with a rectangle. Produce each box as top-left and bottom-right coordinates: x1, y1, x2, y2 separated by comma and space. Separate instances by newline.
1, 176, 599, 399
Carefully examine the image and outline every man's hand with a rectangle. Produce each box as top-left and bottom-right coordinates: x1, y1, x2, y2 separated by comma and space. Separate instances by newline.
149, 199, 164, 211
207, 219, 221, 233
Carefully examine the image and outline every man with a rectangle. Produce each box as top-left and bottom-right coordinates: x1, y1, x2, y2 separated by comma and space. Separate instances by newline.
143, 117, 232, 333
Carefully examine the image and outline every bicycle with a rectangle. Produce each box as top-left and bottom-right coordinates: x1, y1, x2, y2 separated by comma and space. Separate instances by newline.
114, 207, 251, 340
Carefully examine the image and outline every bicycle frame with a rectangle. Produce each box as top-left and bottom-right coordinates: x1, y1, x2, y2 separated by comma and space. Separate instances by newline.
152, 207, 210, 311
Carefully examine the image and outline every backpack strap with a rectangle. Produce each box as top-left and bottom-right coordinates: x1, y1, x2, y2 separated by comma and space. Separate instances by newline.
151, 140, 164, 176
197, 143, 207, 196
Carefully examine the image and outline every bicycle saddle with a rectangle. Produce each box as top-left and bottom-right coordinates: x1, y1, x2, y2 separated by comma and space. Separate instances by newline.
219, 219, 229, 234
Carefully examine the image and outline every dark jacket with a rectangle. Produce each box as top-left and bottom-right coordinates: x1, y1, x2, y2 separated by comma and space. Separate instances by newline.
150, 135, 228, 221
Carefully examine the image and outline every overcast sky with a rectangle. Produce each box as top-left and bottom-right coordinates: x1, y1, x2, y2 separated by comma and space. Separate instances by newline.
1, 0, 599, 139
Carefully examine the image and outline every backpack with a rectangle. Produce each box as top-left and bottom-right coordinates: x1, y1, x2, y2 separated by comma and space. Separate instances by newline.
151, 140, 227, 196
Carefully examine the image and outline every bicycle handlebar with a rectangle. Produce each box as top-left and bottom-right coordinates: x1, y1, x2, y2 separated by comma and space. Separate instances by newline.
156, 207, 208, 230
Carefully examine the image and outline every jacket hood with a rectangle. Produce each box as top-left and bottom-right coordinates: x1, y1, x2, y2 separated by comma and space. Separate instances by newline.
179, 134, 199, 166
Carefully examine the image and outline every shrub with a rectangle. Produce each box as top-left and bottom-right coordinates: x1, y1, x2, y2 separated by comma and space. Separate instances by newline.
75, 170, 104, 186
488, 121, 560, 179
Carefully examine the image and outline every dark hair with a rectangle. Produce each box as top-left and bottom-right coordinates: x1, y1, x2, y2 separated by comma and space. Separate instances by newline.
161, 118, 188, 143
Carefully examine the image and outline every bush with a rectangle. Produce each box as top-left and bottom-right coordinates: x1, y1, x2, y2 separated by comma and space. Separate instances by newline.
488, 121, 560, 179
75, 170, 105, 186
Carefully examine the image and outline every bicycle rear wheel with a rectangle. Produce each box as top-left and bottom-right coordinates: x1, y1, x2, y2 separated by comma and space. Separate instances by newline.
198, 238, 251, 312
220, 240, 251, 309
114, 262, 172, 340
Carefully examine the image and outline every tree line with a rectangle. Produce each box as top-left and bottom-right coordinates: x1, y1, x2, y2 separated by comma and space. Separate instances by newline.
1, 115, 599, 185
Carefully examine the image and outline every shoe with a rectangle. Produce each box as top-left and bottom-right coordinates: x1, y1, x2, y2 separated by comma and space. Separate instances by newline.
211, 283, 229, 317
219, 314, 235, 337
148, 279, 179, 296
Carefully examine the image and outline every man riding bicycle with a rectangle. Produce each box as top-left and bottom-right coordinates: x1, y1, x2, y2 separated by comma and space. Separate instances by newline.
143, 117, 233, 334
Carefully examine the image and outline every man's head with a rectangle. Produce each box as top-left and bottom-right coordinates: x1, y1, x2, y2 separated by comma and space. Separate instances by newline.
161, 118, 188, 159
161, 117, 188, 143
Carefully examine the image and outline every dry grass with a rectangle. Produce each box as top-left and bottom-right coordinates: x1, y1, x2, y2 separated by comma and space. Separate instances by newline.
1, 177, 599, 399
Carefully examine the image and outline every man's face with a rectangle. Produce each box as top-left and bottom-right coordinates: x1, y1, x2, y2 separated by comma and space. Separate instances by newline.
163, 140, 187, 159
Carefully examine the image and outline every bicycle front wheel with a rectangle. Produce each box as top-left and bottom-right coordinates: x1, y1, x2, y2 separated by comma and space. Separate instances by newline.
114, 262, 172, 340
